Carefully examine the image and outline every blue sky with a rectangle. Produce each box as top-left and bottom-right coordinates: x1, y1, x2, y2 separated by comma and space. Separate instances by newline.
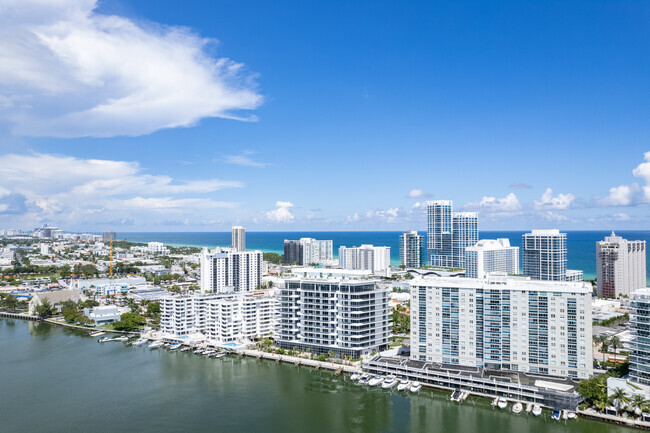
0, 0, 649, 231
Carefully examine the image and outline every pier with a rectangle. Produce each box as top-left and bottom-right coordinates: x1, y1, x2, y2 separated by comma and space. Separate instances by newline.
0, 311, 39, 321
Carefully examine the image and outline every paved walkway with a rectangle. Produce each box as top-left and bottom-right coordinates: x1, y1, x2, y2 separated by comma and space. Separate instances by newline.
578, 408, 650, 429
236, 348, 360, 373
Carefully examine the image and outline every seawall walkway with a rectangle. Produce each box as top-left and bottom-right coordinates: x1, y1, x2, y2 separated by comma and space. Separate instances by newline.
235, 348, 360, 373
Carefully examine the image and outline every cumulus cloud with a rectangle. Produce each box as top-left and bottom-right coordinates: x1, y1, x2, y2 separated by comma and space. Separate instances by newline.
599, 153, 650, 206
217, 150, 266, 168
614, 213, 631, 221
542, 211, 568, 222
266, 201, 294, 223
0, 0, 262, 137
0, 152, 242, 226
465, 193, 521, 213
366, 208, 399, 222
407, 189, 431, 198
346, 213, 360, 222
533, 188, 575, 210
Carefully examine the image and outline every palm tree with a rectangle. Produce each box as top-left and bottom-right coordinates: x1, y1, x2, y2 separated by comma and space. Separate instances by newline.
594, 397, 609, 414
629, 394, 648, 418
609, 387, 630, 416
610, 336, 623, 355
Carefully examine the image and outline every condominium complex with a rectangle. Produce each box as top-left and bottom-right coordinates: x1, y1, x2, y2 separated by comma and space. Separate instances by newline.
426, 200, 478, 268
630, 289, 650, 385
283, 238, 333, 265
232, 226, 246, 251
410, 273, 593, 379
200, 247, 263, 294
160, 292, 276, 343
522, 230, 581, 282
465, 239, 519, 278
399, 230, 424, 267
278, 279, 391, 358
597, 232, 647, 298
338, 244, 391, 273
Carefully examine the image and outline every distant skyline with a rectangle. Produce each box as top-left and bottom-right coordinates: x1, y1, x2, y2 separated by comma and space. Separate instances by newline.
1, 1, 649, 231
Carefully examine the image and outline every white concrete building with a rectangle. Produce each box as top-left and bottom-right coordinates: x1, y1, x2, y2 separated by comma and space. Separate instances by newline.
75, 277, 147, 296
83, 305, 125, 325
597, 232, 647, 298
465, 238, 519, 278
338, 245, 390, 273
232, 226, 245, 251
40, 244, 50, 255
290, 266, 373, 280
160, 291, 276, 343
283, 238, 333, 265
147, 242, 169, 255
410, 273, 593, 379
399, 231, 423, 268
200, 247, 262, 294
278, 279, 391, 358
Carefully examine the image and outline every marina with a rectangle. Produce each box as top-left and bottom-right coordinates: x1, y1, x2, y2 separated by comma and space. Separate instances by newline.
0, 318, 641, 433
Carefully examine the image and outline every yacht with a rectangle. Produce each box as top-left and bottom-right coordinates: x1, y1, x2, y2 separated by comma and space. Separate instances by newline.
180, 347, 193, 352
381, 376, 398, 389
350, 373, 361, 381
397, 379, 411, 392
212, 352, 226, 359
148, 341, 164, 349
409, 381, 422, 393
98, 337, 112, 343
532, 404, 542, 417
358, 374, 370, 385
497, 398, 508, 409
168, 343, 182, 350
512, 402, 523, 414
551, 409, 561, 421
113, 336, 129, 342
566, 411, 577, 420
368, 375, 384, 387
131, 338, 148, 346
89, 331, 105, 337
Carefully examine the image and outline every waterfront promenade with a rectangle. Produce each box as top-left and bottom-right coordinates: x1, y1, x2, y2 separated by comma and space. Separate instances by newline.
234, 348, 360, 373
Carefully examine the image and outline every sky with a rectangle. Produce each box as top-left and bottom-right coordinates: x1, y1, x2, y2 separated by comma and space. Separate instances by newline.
0, 0, 649, 232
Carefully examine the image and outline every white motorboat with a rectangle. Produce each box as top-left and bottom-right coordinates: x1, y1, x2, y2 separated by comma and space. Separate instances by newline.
381, 376, 398, 389
368, 375, 384, 387
358, 374, 370, 385
98, 337, 112, 343
212, 352, 226, 359
532, 405, 542, 417
409, 381, 422, 393
89, 331, 105, 337
497, 398, 508, 409
350, 373, 361, 381
113, 336, 129, 342
168, 343, 182, 350
397, 379, 411, 392
148, 341, 164, 349
181, 347, 193, 352
512, 402, 523, 414
131, 338, 148, 346
566, 411, 577, 420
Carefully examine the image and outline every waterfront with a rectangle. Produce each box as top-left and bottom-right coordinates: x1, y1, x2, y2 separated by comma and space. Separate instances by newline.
0, 318, 637, 433
122, 230, 650, 281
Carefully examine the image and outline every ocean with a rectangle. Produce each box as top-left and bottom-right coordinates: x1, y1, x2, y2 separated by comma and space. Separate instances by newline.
121, 230, 650, 282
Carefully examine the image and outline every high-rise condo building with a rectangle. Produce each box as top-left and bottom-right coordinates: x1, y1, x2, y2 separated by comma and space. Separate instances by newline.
200, 247, 262, 293
630, 289, 650, 385
399, 231, 424, 267
465, 239, 519, 278
597, 232, 647, 298
232, 226, 245, 251
339, 245, 391, 273
522, 229, 567, 281
410, 273, 593, 379
426, 201, 478, 268
283, 238, 333, 265
278, 279, 391, 358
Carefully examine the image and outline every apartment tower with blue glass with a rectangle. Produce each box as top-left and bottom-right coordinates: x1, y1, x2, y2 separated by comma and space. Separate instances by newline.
426, 200, 478, 269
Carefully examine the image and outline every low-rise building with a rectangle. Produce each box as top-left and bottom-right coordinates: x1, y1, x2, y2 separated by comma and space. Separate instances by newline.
82, 305, 124, 325
28, 290, 81, 315
75, 277, 147, 296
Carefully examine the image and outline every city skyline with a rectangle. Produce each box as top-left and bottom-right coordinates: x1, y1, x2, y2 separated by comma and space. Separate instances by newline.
1, 1, 650, 231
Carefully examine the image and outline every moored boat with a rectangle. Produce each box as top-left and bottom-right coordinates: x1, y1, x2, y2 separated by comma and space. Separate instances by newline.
381, 376, 398, 389
532, 405, 542, 417
566, 411, 577, 419
409, 381, 422, 393
350, 373, 361, 381
131, 338, 148, 346
89, 331, 105, 337
98, 337, 112, 343
551, 409, 561, 421
368, 375, 384, 387
113, 336, 129, 342
397, 379, 411, 392
358, 374, 370, 385
497, 398, 508, 410
168, 343, 182, 350
512, 402, 523, 414
148, 340, 164, 349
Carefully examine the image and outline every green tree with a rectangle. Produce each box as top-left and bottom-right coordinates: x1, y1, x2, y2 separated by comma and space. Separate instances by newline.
609, 387, 630, 416
629, 394, 648, 418
112, 312, 146, 331
35, 299, 55, 318
610, 336, 623, 355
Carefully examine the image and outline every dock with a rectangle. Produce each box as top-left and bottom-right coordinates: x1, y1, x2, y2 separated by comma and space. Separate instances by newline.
235, 348, 358, 373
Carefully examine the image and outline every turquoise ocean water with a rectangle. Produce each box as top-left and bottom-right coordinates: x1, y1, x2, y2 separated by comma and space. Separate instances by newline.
121, 230, 650, 283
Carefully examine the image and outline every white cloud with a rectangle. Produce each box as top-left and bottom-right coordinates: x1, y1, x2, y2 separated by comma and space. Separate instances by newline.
218, 150, 266, 168
0, 0, 262, 137
407, 189, 431, 198
533, 188, 575, 210
266, 201, 294, 223
346, 213, 360, 222
599, 153, 650, 206
0, 152, 241, 226
465, 193, 521, 213
542, 211, 567, 222
366, 207, 399, 222
614, 212, 631, 221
